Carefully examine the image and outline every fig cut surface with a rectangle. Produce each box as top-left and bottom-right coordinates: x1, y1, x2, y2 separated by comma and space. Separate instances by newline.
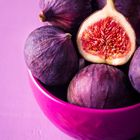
77, 0, 136, 66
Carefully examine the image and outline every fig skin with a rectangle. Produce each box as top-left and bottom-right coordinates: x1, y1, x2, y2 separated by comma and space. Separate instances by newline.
24, 25, 79, 86
91, 0, 99, 12
129, 47, 140, 93
39, 0, 92, 31
67, 64, 134, 109
96, 0, 140, 45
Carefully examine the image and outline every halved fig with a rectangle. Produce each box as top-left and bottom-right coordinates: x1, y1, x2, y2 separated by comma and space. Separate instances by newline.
77, 0, 136, 66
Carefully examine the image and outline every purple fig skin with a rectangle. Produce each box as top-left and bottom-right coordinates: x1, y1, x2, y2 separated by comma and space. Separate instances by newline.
24, 25, 79, 86
129, 47, 140, 93
68, 64, 133, 109
91, 0, 99, 11
96, 0, 140, 45
39, 0, 92, 31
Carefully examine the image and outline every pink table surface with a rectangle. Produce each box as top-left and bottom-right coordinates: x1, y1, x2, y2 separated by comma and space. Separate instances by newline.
0, 0, 74, 140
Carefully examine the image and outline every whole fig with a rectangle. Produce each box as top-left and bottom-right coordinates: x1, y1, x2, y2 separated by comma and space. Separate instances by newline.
24, 25, 78, 86
39, 0, 92, 31
67, 64, 133, 109
129, 47, 140, 93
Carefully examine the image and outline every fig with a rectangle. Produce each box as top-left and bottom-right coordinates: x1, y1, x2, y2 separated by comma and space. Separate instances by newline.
39, 0, 92, 31
24, 25, 78, 86
67, 64, 133, 109
77, 0, 136, 66
129, 47, 140, 93
96, 0, 140, 45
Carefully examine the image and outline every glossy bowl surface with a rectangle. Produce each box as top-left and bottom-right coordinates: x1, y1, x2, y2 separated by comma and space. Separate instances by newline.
28, 71, 140, 140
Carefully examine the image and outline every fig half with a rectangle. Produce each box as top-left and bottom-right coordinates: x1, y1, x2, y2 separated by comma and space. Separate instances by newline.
77, 0, 136, 66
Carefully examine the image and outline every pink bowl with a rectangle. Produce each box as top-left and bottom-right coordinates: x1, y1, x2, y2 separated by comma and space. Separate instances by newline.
28, 70, 140, 140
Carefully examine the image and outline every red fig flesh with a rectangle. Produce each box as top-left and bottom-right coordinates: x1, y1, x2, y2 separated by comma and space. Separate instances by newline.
96, 0, 140, 45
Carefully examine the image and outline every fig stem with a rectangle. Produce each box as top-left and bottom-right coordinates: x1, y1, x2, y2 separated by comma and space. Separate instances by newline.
39, 11, 46, 22
65, 33, 72, 39
105, 0, 115, 10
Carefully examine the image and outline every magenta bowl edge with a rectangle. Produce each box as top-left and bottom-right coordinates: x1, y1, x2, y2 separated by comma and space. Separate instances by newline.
28, 70, 140, 140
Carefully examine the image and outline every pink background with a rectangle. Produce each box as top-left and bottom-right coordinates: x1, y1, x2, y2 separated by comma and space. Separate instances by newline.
0, 0, 74, 139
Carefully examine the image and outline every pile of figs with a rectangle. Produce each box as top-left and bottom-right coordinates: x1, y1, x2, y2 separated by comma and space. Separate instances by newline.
24, 0, 140, 109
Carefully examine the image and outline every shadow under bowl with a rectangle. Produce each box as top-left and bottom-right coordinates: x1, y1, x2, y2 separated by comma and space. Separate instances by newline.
28, 70, 140, 140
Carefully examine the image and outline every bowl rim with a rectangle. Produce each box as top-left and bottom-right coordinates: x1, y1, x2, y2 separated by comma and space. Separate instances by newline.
29, 70, 140, 113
